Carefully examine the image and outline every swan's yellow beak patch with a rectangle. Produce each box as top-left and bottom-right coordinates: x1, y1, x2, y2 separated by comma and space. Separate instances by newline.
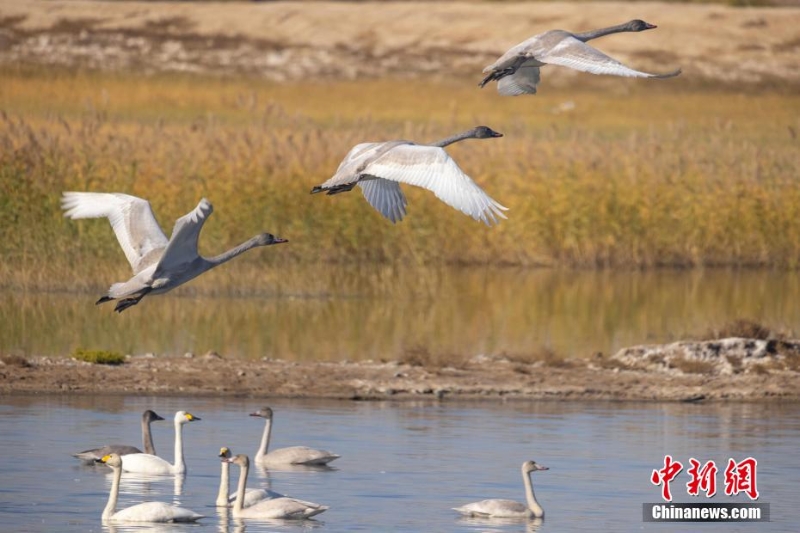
101, 454, 111, 463
219, 447, 229, 456
185, 412, 199, 421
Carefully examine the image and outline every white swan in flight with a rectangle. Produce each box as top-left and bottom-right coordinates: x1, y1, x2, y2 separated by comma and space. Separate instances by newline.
453, 460, 549, 518
73, 409, 164, 463
225, 453, 328, 519
119, 411, 200, 475
216, 446, 284, 507
311, 126, 507, 225
250, 406, 340, 466
61, 192, 287, 312
100, 453, 203, 523
481, 20, 681, 95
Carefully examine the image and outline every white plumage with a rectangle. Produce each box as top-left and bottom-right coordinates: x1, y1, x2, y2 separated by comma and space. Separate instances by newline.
250, 407, 340, 467
454, 460, 549, 519
100, 453, 203, 523
481, 19, 681, 95
120, 411, 199, 475
312, 126, 507, 225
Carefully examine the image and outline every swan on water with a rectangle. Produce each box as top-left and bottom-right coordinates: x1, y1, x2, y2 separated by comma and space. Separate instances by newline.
480, 20, 681, 95
453, 460, 549, 518
217, 446, 285, 507
61, 192, 287, 312
100, 453, 203, 523
250, 407, 340, 467
225, 453, 328, 519
119, 411, 200, 475
311, 126, 508, 225
73, 409, 164, 463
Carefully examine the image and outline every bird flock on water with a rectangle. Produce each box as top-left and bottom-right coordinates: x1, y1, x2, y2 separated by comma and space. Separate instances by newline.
62, 19, 680, 523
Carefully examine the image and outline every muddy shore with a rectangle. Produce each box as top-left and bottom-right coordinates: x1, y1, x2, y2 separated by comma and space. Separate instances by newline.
2, 348, 798, 402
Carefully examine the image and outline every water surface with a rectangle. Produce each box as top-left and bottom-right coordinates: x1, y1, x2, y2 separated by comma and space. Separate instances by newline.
2, 267, 798, 361
0, 396, 797, 532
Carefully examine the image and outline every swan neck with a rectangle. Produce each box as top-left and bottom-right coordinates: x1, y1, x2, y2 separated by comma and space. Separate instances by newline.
431, 130, 474, 148
103, 465, 121, 520
216, 460, 230, 506
207, 237, 262, 266
523, 467, 544, 518
142, 417, 156, 456
173, 417, 185, 474
256, 418, 272, 461
232, 462, 249, 515
573, 22, 631, 42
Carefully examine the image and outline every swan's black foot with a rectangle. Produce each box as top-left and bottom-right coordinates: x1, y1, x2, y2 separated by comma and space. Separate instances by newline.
479, 68, 516, 88
114, 298, 141, 313
325, 183, 357, 195
96, 295, 114, 305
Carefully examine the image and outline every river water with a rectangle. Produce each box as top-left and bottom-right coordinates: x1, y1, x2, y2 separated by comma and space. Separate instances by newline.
0, 396, 797, 532
2, 267, 798, 361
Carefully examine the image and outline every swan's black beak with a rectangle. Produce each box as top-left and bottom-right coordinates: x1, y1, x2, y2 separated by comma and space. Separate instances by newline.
490, 131, 504, 138
154, 414, 165, 421
274, 237, 288, 244
249, 412, 261, 417
645, 23, 657, 30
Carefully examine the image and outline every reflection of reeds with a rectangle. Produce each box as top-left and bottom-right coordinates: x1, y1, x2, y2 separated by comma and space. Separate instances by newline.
2, 68, 799, 291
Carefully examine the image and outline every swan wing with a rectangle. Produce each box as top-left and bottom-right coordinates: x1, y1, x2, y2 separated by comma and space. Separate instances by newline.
262, 446, 340, 465
110, 501, 203, 523
242, 497, 328, 519
119, 453, 175, 475
230, 488, 283, 507
454, 499, 529, 517
361, 144, 508, 226
538, 36, 681, 78
318, 141, 411, 189
357, 179, 408, 223
156, 198, 212, 273
497, 64, 541, 95
73, 444, 142, 462
61, 192, 169, 275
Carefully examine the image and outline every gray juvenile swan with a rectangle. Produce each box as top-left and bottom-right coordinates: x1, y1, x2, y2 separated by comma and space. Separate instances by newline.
225, 454, 328, 519
216, 446, 284, 507
453, 460, 549, 518
311, 126, 508, 225
250, 407, 340, 466
61, 192, 287, 312
73, 409, 165, 463
481, 20, 681, 96
100, 453, 203, 523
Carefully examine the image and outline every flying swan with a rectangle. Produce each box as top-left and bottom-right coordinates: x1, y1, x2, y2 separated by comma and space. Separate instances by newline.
454, 460, 549, 518
480, 20, 681, 96
100, 453, 203, 523
61, 192, 287, 312
73, 409, 164, 463
250, 406, 340, 467
311, 126, 507, 225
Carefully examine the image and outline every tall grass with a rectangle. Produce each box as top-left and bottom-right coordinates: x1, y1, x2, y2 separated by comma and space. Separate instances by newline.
1, 67, 799, 290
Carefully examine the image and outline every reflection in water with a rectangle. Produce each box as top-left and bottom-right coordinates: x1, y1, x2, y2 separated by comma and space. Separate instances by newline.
2, 266, 797, 360
457, 516, 543, 532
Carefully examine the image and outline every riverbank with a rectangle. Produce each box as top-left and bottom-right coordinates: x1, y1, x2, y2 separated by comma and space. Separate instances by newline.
2, 342, 798, 402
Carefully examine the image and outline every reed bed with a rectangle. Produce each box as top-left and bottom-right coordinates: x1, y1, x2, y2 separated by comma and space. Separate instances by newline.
1, 68, 799, 292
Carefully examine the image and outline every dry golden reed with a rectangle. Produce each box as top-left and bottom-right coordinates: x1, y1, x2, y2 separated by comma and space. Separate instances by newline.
1, 67, 799, 291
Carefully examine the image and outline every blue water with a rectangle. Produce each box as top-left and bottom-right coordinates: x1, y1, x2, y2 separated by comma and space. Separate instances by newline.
0, 396, 797, 532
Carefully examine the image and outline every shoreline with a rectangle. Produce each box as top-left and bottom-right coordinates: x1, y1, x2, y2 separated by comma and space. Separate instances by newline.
2, 352, 798, 402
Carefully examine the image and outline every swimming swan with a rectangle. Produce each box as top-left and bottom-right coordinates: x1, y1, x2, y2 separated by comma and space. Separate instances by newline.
100, 453, 203, 523
120, 411, 200, 475
250, 407, 340, 466
481, 20, 681, 96
225, 454, 328, 519
73, 409, 164, 463
216, 447, 284, 507
453, 460, 549, 518
311, 126, 507, 225
61, 192, 287, 312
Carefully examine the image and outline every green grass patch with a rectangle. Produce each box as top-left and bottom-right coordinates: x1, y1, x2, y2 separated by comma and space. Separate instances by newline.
72, 348, 125, 365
